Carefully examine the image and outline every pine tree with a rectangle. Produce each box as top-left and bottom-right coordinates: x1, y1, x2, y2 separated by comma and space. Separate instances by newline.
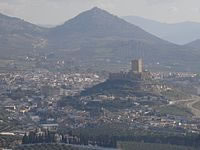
22, 133, 29, 144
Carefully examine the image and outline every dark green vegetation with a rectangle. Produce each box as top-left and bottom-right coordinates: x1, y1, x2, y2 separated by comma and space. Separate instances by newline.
20, 124, 200, 149
70, 124, 200, 149
119, 141, 197, 150
22, 130, 56, 145
14, 144, 96, 150
22, 129, 117, 148
1, 8, 200, 72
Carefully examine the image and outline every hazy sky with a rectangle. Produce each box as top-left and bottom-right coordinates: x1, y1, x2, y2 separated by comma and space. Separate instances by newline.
0, 0, 200, 25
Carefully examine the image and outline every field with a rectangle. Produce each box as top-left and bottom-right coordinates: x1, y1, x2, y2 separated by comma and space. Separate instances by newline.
118, 142, 197, 150
157, 105, 193, 117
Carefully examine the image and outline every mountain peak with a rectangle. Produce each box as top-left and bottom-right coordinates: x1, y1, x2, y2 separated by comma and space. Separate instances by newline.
90, 7, 103, 11
88, 7, 110, 15
89, 7, 109, 13
81, 7, 113, 18
50, 7, 164, 43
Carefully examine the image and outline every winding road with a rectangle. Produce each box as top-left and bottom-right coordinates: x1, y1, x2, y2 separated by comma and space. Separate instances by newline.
171, 96, 200, 117
186, 96, 200, 117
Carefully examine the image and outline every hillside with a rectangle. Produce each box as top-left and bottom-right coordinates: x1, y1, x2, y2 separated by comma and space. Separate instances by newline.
49, 7, 166, 44
123, 16, 200, 45
81, 79, 159, 97
80, 78, 189, 101
47, 7, 200, 72
0, 13, 48, 58
185, 39, 200, 49
0, 8, 200, 72
0, 13, 45, 35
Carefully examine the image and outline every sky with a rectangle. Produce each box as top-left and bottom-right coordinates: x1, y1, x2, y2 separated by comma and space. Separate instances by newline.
0, 0, 200, 25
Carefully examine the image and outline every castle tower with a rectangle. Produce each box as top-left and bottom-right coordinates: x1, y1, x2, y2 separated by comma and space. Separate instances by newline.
131, 59, 143, 73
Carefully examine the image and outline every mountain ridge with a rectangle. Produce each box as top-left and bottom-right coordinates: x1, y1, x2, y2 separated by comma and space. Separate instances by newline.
0, 8, 200, 72
185, 39, 200, 49
123, 16, 200, 45
0, 12, 48, 58
49, 7, 168, 43
47, 7, 194, 70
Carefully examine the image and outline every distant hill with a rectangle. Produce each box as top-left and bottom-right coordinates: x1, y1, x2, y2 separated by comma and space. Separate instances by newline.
49, 7, 166, 43
0, 13, 44, 35
58, 79, 168, 112
81, 79, 160, 98
123, 16, 200, 45
48, 7, 170, 53
0, 13, 47, 58
81, 78, 188, 101
184, 39, 200, 49
1, 8, 200, 72
47, 8, 200, 72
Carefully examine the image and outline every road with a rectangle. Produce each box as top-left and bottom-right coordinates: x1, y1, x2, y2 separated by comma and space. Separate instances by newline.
171, 96, 200, 117
186, 96, 200, 117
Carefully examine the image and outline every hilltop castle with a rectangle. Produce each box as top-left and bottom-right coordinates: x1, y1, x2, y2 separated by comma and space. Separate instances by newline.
109, 59, 151, 81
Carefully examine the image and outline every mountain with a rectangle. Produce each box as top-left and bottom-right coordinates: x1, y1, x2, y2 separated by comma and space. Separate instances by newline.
185, 39, 200, 49
123, 16, 200, 45
47, 7, 199, 72
0, 8, 200, 72
0, 13, 44, 35
50, 7, 163, 41
0, 13, 48, 58
48, 7, 169, 50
